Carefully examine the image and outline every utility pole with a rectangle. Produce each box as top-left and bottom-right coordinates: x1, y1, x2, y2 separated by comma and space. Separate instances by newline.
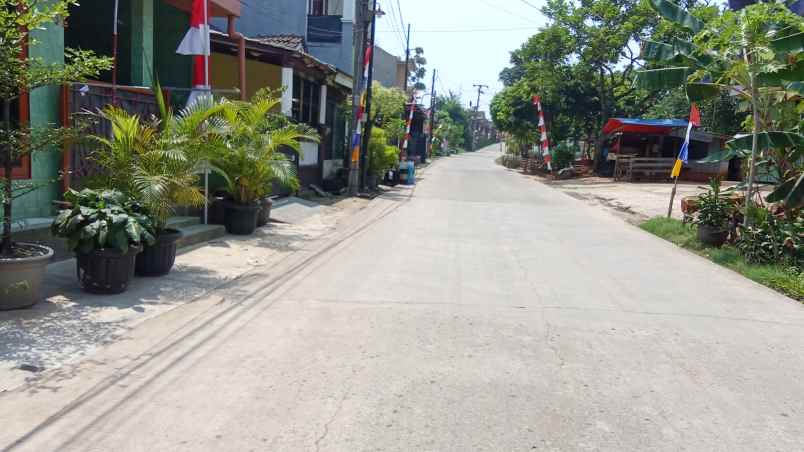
360, 0, 380, 191
348, 0, 368, 195
403, 24, 411, 92
428, 69, 437, 155
472, 84, 488, 151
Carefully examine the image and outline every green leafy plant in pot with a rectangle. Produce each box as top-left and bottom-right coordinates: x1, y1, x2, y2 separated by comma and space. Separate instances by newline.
367, 127, 400, 190
695, 177, 732, 247
91, 90, 227, 276
216, 97, 318, 235
0, 1, 112, 309
52, 189, 154, 294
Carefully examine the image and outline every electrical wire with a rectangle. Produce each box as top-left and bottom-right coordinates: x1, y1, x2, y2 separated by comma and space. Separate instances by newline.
472, 0, 542, 25
376, 27, 540, 34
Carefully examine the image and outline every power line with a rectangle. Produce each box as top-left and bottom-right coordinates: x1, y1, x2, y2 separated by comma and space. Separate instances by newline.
472, 0, 542, 25
517, 0, 540, 9
376, 27, 540, 34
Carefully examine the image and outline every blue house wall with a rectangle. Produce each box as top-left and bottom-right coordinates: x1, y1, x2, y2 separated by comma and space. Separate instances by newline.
212, 1, 354, 76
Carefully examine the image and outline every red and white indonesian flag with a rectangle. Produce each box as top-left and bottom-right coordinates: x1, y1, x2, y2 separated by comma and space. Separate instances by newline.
177, 0, 210, 57
177, 0, 210, 103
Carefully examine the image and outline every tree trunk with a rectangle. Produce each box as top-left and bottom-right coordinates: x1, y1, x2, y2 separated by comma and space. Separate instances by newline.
2, 99, 13, 256
743, 48, 760, 228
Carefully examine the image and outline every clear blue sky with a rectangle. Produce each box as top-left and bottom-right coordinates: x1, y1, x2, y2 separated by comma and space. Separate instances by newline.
374, 0, 548, 114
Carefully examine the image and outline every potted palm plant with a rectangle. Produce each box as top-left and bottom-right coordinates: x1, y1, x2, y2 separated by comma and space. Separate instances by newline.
216, 97, 317, 235
696, 178, 732, 247
91, 92, 226, 276
0, 1, 111, 309
52, 189, 154, 294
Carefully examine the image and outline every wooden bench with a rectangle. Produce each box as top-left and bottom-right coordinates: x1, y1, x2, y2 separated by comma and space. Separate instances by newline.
617, 157, 675, 182
613, 154, 634, 181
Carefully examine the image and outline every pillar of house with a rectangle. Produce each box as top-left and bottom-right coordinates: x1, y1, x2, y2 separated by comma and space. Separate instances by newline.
281, 67, 294, 116
319, 85, 328, 125
130, 0, 154, 87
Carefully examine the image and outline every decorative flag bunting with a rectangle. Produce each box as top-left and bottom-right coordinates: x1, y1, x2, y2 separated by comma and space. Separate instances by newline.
532, 96, 552, 169
401, 99, 415, 160
671, 103, 701, 178
350, 40, 375, 164
177, 0, 210, 105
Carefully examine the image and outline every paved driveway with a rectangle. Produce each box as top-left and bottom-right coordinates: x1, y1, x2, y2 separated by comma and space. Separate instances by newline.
2, 146, 803, 451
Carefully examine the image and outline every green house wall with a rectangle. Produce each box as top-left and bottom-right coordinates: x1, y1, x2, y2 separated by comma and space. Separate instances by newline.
12, 24, 65, 220
13, 0, 194, 221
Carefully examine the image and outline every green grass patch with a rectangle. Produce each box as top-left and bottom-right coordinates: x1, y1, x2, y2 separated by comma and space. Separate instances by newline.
640, 217, 804, 301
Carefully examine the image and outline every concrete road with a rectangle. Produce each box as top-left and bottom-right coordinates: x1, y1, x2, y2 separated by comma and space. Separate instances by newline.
3, 146, 804, 451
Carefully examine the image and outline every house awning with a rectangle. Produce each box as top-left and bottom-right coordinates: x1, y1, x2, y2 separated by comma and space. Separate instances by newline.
602, 118, 688, 136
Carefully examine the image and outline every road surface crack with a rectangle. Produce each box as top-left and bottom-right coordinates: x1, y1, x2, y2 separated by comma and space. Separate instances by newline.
314, 388, 350, 452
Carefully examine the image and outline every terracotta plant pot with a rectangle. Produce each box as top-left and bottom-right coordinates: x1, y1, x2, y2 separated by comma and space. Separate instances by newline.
698, 224, 729, 248
135, 229, 183, 277
76, 244, 142, 294
224, 202, 260, 235
0, 243, 53, 310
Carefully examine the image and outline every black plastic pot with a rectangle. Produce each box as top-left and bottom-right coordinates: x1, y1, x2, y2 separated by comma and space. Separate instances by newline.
76, 244, 142, 294
698, 224, 729, 248
367, 174, 379, 191
257, 197, 273, 228
224, 202, 261, 235
200, 196, 227, 225
0, 243, 53, 310
135, 229, 183, 277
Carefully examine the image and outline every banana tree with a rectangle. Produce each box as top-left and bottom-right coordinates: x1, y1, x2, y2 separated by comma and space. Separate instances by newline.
635, 0, 804, 221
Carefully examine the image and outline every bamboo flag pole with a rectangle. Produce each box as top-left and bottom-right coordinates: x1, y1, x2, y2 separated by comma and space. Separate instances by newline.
667, 105, 700, 219
112, 0, 119, 105
667, 174, 681, 218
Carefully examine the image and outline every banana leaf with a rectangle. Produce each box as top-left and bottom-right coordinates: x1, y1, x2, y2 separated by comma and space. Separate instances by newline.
770, 32, 804, 55
648, 0, 704, 34
642, 39, 714, 68
686, 83, 724, 102
727, 131, 804, 151
785, 81, 804, 96
757, 61, 804, 87
634, 67, 690, 90
766, 173, 804, 209
696, 147, 751, 163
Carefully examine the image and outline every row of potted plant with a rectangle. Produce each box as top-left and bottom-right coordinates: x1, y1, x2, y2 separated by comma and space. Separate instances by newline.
61, 91, 315, 295
2, 88, 317, 308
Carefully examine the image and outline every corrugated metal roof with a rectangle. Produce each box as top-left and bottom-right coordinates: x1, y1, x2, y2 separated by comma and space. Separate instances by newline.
603, 118, 689, 135
253, 35, 308, 53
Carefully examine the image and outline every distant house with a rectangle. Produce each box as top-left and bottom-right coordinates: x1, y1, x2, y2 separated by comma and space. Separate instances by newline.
598, 118, 738, 182
209, 31, 352, 190
214, 0, 356, 76
373, 46, 408, 90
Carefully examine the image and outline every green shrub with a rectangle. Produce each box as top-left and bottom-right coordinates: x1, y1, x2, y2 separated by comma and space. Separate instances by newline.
552, 143, 577, 170
695, 178, 731, 228
368, 128, 400, 177
737, 213, 803, 267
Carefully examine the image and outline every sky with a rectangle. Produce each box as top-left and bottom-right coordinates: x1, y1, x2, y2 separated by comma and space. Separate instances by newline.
374, 0, 549, 114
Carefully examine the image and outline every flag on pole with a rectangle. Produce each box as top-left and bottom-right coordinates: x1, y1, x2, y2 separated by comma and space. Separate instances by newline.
177, 0, 210, 56
177, 0, 211, 105
671, 104, 701, 178
533, 96, 552, 168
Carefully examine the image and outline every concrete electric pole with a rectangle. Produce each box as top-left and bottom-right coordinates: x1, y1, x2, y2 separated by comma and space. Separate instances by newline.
472, 84, 488, 151
348, 0, 369, 194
